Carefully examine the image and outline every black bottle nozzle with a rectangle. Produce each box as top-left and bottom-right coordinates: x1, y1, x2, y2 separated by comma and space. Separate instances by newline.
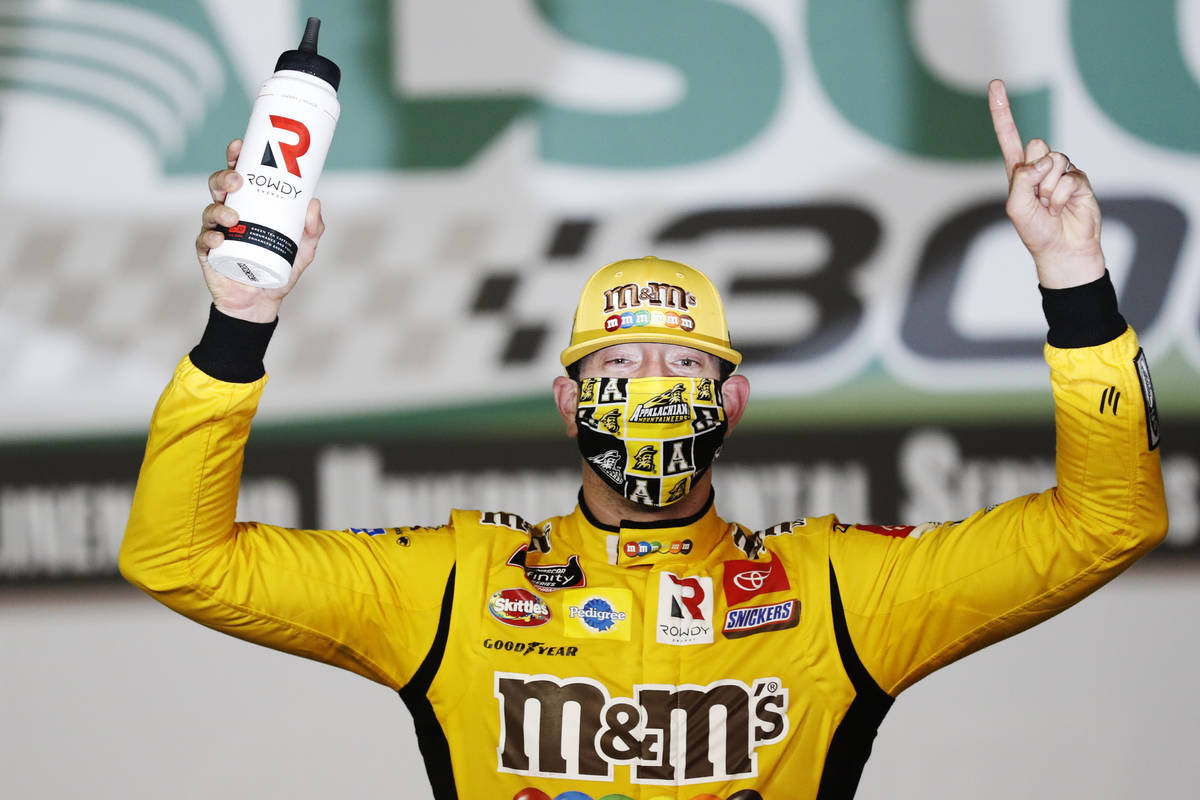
299, 17, 320, 53
275, 16, 341, 91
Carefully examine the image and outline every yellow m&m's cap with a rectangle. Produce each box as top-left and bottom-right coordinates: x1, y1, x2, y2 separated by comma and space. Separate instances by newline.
560, 257, 742, 368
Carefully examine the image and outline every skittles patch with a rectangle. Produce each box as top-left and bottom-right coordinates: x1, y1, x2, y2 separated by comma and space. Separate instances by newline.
488, 588, 551, 628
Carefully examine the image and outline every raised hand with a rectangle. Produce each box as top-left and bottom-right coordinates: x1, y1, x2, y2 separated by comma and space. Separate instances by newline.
989, 79, 1105, 289
195, 139, 326, 323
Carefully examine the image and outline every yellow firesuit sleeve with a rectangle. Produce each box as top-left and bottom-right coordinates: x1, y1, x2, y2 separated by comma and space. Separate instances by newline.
830, 327, 1167, 696
119, 356, 455, 691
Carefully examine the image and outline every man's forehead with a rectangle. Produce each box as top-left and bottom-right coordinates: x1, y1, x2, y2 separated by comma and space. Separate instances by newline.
586, 342, 716, 361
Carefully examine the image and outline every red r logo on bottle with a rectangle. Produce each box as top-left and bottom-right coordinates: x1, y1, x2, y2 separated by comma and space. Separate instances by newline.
268, 115, 311, 178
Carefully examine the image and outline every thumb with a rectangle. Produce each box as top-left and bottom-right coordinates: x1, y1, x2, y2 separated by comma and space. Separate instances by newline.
1008, 156, 1051, 217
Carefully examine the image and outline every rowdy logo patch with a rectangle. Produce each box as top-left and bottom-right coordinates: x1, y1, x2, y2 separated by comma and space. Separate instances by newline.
656, 572, 714, 645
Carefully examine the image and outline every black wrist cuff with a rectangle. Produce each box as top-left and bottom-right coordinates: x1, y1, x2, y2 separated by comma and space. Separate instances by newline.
188, 304, 278, 383
1039, 270, 1127, 349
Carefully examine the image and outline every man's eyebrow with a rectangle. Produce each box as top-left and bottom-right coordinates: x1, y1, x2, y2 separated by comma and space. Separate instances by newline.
668, 350, 714, 361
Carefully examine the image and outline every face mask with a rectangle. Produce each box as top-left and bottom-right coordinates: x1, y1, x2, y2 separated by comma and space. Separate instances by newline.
575, 376, 727, 508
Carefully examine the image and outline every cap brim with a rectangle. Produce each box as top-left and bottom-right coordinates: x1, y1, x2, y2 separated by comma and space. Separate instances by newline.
560, 330, 742, 368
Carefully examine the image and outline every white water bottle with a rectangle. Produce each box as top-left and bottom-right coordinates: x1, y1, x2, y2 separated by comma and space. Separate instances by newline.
209, 17, 341, 288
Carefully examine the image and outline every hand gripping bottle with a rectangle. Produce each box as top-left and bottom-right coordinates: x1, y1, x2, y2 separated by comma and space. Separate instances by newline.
209, 17, 340, 288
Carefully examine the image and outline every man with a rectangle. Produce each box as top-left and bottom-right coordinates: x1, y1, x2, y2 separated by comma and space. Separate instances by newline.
121, 80, 1166, 799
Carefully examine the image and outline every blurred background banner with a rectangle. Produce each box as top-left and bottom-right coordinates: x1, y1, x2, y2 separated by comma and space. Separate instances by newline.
1, 0, 1199, 580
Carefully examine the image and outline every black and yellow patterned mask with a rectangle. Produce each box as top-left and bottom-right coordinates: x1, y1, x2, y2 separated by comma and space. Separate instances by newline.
575, 376, 727, 507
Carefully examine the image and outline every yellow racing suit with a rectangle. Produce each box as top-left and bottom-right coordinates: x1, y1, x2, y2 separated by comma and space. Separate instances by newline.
121, 282, 1167, 800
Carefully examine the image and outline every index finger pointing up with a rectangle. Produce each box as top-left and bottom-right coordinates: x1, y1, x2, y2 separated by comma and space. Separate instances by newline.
989, 79, 1025, 180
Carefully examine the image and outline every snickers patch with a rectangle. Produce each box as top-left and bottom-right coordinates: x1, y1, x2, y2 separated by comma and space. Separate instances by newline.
722, 599, 800, 639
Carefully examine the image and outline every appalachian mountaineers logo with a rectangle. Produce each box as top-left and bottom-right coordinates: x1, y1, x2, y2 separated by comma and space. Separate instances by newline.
628, 383, 691, 423
588, 450, 625, 484
578, 407, 622, 435
632, 444, 658, 471
665, 478, 688, 503
596, 409, 622, 434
